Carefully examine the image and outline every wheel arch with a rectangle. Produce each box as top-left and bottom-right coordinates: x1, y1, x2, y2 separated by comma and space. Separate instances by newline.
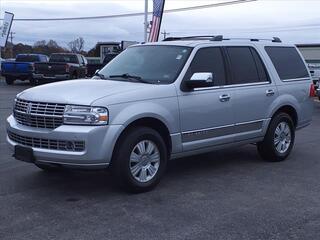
111, 117, 172, 165
271, 105, 298, 128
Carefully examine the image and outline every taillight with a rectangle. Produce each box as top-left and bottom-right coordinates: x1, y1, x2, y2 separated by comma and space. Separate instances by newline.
65, 64, 70, 73
310, 83, 316, 97
29, 63, 35, 72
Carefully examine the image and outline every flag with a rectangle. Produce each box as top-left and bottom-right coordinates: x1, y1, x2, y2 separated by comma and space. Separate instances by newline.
0, 12, 14, 47
148, 0, 165, 42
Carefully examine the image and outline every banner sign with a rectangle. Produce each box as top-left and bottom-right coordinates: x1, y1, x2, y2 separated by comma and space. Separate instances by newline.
148, 0, 165, 42
0, 12, 14, 47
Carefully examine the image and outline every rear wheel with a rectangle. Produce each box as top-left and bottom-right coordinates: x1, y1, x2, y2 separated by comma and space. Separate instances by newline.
257, 113, 295, 162
72, 73, 78, 79
112, 127, 168, 193
5, 77, 14, 85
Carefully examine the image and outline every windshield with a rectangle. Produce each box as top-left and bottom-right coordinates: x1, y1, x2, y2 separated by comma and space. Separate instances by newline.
98, 45, 192, 84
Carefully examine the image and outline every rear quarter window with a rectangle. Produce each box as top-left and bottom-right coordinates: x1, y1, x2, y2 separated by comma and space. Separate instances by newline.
265, 47, 309, 80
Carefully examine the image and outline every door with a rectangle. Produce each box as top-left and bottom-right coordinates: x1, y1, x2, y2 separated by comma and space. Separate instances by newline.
224, 46, 277, 141
178, 47, 235, 151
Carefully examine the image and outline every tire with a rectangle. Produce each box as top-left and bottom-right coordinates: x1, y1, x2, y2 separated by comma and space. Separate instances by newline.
29, 78, 37, 86
72, 73, 78, 79
112, 127, 168, 193
257, 113, 295, 162
35, 163, 60, 171
5, 77, 14, 85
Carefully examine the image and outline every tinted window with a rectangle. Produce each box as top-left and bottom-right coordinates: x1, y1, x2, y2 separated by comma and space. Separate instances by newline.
99, 46, 192, 84
251, 48, 269, 82
265, 47, 309, 80
227, 47, 264, 84
16, 55, 40, 62
49, 54, 78, 63
184, 47, 226, 86
40, 55, 48, 62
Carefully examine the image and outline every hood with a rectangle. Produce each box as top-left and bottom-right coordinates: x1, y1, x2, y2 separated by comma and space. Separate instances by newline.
17, 79, 177, 106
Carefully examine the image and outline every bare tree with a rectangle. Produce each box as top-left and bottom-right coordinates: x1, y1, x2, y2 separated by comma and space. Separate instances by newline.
68, 37, 85, 53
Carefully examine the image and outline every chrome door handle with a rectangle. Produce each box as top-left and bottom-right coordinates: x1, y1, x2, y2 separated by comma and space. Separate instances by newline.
266, 89, 275, 96
219, 94, 231, 102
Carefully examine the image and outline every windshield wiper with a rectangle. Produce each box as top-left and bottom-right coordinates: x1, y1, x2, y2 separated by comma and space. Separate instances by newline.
109, 73, 150, 84
94, 73, 107, 79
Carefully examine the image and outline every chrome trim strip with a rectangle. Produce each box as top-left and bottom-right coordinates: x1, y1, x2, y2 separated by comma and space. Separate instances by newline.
14, 109, 63, 118
181, 119, 266, 142
193, 81, 271, 92
222, 81, 271, 88
281, 77, 310, 82
182, 123, 234, 135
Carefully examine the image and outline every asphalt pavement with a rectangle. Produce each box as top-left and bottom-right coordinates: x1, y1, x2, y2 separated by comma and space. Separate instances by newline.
1, 79, 320, 240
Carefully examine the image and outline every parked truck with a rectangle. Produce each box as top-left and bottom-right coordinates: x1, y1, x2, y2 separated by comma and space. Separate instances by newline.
33, 53, 87, 84
1, 54, 48, 85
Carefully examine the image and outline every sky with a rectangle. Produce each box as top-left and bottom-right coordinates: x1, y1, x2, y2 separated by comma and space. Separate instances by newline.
1, 0, 320, 50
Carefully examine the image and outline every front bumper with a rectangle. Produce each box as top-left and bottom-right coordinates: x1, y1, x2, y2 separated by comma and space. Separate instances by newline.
6, 115, 124, 168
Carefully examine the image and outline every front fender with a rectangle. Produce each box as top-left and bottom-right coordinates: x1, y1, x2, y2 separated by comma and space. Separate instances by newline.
108, 97, 180, 134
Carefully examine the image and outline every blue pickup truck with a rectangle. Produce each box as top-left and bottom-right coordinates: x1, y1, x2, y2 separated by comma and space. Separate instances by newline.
1, 54, 48, 85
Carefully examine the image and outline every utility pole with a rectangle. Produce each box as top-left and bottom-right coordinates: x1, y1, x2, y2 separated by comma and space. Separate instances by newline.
9, 31, 15, 58
144, 0, 148, 42
161, 30, 170, 40
10, 31, 15, 43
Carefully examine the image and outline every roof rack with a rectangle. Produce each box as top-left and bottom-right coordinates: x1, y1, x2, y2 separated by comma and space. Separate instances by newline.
163, 35, 223, 41
163, 35, 282, 43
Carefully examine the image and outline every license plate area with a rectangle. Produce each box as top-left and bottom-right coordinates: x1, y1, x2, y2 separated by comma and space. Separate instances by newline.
14, 145, 35, 163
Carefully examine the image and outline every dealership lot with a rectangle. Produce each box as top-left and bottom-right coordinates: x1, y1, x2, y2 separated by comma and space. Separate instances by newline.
1, 80, 320, 240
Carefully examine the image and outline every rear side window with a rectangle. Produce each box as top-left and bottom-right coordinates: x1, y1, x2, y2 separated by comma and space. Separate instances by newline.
184, 47, 226, 86
226, 47, 268, 84
49, 54, 78, 63
265, 47, 309, 80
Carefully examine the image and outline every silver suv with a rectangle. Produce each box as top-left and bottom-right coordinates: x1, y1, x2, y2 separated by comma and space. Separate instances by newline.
6, 36, 314, 192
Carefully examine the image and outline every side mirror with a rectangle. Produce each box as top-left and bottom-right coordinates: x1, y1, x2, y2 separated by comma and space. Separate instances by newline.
94, 69, 100, 75
185, 72, 214, 89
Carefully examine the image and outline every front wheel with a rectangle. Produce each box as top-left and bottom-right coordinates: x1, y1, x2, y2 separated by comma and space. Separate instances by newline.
112, 127, 168, 193
257, 113, 295, 162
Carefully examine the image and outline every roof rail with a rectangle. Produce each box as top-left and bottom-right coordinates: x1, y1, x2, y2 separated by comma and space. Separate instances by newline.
163, 35, 282, 43
163, 35, 223, 41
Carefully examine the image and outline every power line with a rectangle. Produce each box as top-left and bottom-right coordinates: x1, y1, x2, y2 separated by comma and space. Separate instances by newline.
1, 0, 256, 21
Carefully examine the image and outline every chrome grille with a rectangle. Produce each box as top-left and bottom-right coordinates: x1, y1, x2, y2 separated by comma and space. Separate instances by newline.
8, 131, 85, 152
14, 98, 65, 129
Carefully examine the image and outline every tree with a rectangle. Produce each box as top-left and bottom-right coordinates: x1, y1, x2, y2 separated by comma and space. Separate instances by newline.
68, 37, 85, 53
33, 40, 46, 47
32, 39, 67, 56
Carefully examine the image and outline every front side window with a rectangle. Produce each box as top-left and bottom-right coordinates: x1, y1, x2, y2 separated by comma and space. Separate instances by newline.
98, 45, 192, 84
226, 47, 268, 85
183, 47, 227, 86
265, 47, 309, 80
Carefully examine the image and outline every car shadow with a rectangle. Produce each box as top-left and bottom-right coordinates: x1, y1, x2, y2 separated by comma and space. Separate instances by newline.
14, 145, 262, 197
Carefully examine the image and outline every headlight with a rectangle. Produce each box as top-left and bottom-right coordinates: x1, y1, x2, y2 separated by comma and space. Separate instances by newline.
63, 105, 108, 125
